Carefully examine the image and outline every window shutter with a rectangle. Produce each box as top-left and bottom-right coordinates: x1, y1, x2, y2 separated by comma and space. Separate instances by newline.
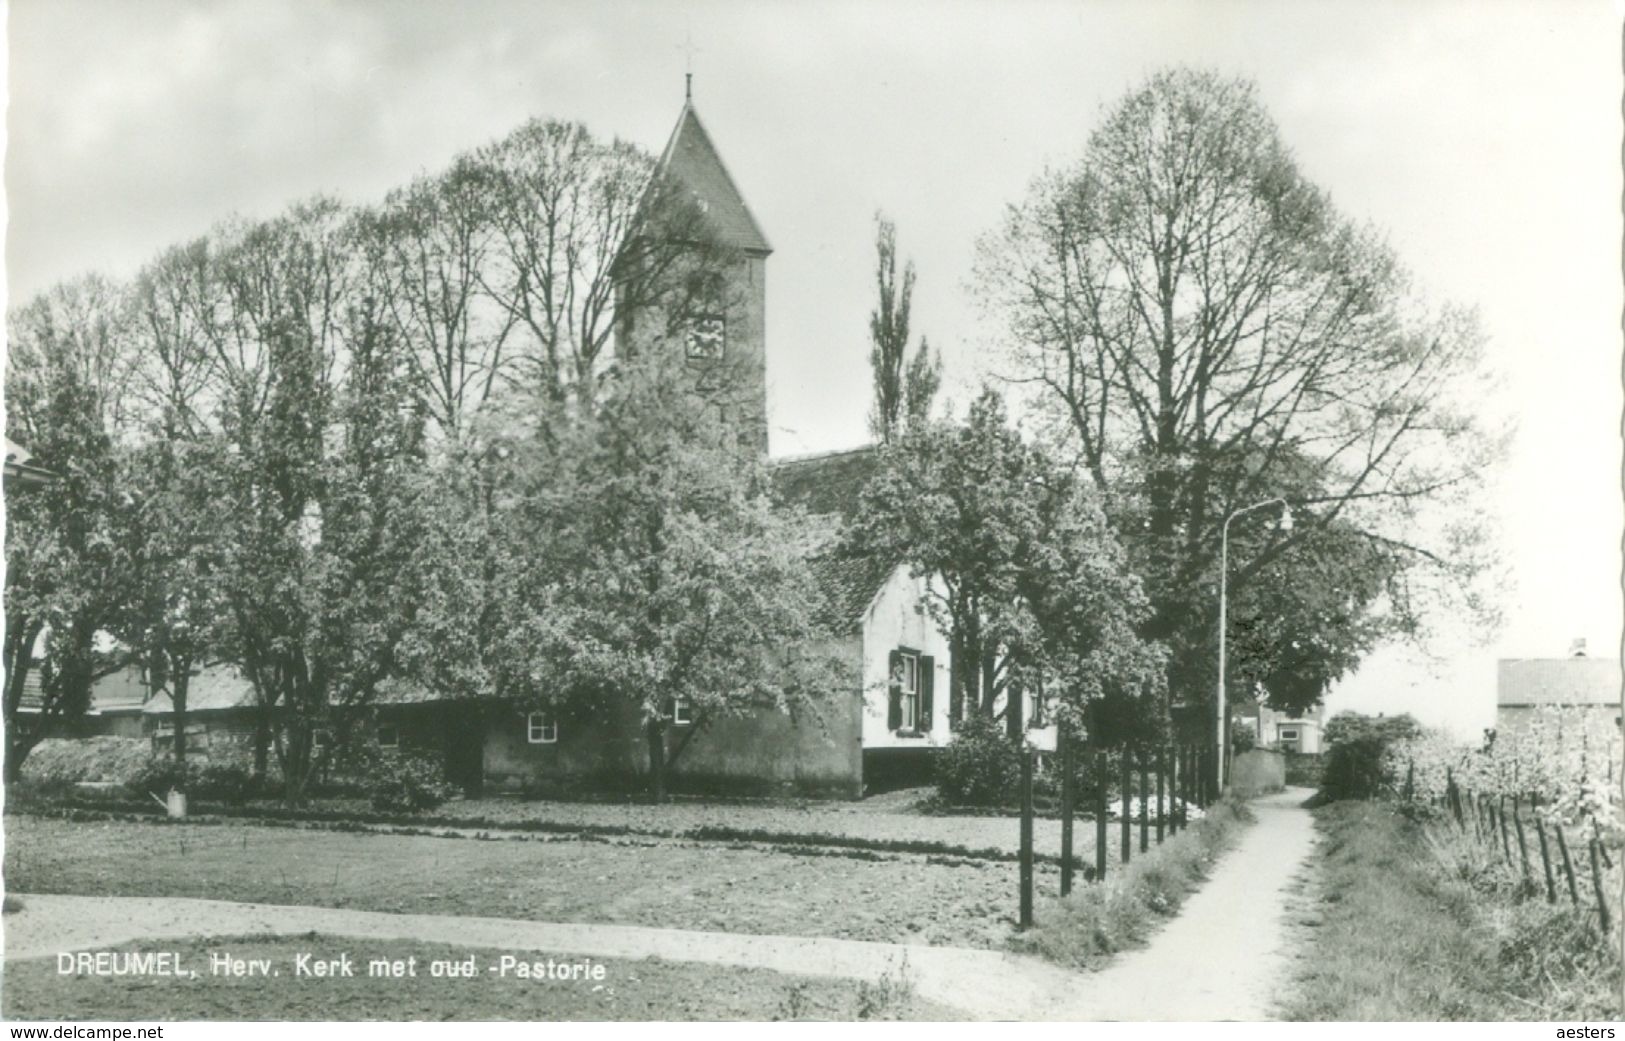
920, 656, 935, 731
886, 650, 902, 730
948, 654, 960, 727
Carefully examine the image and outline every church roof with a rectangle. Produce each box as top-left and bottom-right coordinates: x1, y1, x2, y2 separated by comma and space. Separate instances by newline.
771, 446, 880, 520
655, 98, 772, 256
772, 447, 895, 633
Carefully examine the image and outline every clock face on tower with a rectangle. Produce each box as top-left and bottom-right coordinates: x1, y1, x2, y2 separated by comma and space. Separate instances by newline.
685, 313, 726, 360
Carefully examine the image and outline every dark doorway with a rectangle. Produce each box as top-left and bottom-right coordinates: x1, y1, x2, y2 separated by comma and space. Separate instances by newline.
443, 707, 485, 796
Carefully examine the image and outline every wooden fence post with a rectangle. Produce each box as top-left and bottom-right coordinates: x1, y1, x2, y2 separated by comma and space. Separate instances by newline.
1139, 750, 1150, 854
1589, 835, 1612, 935
1060, 726, 1075, 897
1095, 749, 1108, 883
1156, 745, 1167, 845
1019, 745, 1034, 929
1121, 748, 1132, 864
1183, 743, 1196, 825
1555, 823, 1581, 906
1531, 794, 1557, 904
1496, 796, 1514, 865
1169, 746, 1181, 835
1511, 794, 1532, 887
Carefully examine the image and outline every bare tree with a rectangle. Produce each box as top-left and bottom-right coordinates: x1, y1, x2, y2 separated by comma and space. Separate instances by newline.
371, 158, 516, 445
976, 69, 1504, 700
476, 118, 732, 407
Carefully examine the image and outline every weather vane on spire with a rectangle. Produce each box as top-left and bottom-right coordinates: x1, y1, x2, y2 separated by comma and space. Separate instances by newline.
678, 29, 701, 101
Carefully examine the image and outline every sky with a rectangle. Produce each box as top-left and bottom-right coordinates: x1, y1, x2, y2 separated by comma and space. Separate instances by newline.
6, 0, 1621, 739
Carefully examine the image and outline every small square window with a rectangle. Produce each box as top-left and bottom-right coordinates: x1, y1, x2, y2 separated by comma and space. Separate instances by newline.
672, 698, 694, 726
376, 723, 399, 749
527, 712, 558, 744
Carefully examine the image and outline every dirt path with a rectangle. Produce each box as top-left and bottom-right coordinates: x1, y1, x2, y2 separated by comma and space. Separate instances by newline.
1058, 786, 1319, 1020
3, 788, 1319, 1020
4, 892, 1083, 1020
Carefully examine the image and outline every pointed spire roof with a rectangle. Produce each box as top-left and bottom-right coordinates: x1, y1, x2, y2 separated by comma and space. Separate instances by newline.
655, 94, 772, 256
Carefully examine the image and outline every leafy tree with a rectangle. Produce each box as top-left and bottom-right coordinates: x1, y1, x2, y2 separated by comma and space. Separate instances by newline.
199, 200, 435, 804
501, 350, 846, 802
977, 68, 1504, 717
867, 215, 940, 442
113, 440, 229, 785
849, 389, 1163, 745
3, 276, 136, 781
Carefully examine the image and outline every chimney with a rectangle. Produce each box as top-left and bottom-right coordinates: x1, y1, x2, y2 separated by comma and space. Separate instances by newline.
1569, 637, 1587, 658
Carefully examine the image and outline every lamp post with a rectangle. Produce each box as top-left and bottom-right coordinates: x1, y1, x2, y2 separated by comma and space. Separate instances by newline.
1217, 497, 1293, 791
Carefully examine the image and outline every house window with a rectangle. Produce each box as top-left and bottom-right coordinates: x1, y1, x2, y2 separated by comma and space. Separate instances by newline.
1278, 726, 1300, 753
898, 652, 920, 730
527, 712, 558, 745
672, 698, 694, 726
376, 723, 399, 749
312, 729, 332, 753
887, 648, 933, 734
685, 314, 726, 360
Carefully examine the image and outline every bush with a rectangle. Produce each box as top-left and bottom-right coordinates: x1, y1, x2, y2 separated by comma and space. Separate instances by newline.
127, 758, 194, 800
365, 751, 458, 813
934, 713, 1020, 806
123, 757, 261, 805
1320, 711, 1422, 800
196, 762, 257, 806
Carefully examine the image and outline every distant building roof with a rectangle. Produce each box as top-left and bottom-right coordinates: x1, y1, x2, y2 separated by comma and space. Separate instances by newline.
1496, 657, 1621, 708
655, 99, 772, 256
142, 666, 257, 714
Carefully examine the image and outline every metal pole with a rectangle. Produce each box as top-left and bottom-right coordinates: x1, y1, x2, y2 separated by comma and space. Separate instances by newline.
1216, 497, 1290, 794
1217, 516, 1229, 793
1019, 745, 1034, 928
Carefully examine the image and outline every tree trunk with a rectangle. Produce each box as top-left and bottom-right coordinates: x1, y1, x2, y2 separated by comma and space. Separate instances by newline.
3, 733, 26, 785
172, 672, 190, 791
646, 721, 668, 804
280, 719, 314, 808
253, 706, 271, 780
1006, 677, 1024, 741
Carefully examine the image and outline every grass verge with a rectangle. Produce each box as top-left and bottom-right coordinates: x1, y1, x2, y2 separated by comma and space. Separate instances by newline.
9, 795, 1063, 866
3, 934, 956, 1021
1277, 800, 1621, 1021
1007, 797, 1254, 971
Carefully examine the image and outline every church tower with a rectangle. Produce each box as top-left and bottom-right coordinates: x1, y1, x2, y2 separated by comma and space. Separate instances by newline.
629, 82, 772, 455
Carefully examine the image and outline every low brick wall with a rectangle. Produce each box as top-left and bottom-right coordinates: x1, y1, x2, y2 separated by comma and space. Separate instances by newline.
1284, 751, 1324, 788
1229, 748, 1286, 796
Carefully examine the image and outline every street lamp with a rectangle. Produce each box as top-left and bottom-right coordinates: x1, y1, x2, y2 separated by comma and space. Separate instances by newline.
1217, 497, 1293, 791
